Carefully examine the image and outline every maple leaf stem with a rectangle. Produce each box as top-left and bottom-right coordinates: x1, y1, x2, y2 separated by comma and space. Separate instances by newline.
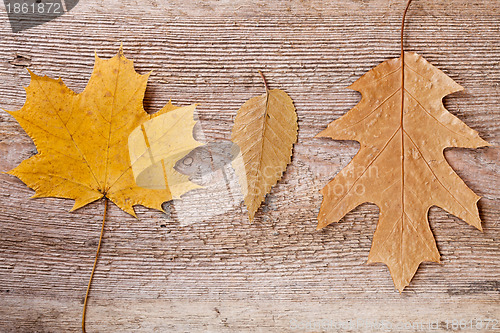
258, 70, 270, 91
82, 197, 109, 333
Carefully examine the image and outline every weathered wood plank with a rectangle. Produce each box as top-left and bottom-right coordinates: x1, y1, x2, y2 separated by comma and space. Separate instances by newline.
0, 0, 498, 331
1, 297, 499, 332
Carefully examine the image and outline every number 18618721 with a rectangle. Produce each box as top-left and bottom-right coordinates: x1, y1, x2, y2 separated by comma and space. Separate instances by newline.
5, 2, 62, 14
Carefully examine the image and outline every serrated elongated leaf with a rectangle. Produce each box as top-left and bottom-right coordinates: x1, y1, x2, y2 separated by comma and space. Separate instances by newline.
316, 52, 489, 291
231, 88, 297, 221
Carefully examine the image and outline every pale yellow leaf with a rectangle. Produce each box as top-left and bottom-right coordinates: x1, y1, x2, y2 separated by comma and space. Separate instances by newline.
128, 104, 203, 199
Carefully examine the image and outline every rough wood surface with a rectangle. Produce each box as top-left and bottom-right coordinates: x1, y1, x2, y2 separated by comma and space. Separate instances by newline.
0, 0, 498, 332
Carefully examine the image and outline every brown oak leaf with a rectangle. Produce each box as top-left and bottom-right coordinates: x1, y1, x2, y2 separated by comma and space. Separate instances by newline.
316, 51, 489, 291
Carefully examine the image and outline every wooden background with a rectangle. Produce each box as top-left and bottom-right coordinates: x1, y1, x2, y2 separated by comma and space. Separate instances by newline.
0, 0, 498, 331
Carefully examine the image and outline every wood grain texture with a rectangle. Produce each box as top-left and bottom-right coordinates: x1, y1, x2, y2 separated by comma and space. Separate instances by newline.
0, 0, 498, 332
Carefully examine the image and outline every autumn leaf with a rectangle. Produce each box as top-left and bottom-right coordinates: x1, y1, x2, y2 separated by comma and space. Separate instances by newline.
7, 49, 200, 216
231, 71, 297, 221
316, 50, 489, 291
5, 47, 201, 331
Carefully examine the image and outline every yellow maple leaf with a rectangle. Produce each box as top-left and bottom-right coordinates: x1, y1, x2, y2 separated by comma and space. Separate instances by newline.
7, 48, 200, 216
